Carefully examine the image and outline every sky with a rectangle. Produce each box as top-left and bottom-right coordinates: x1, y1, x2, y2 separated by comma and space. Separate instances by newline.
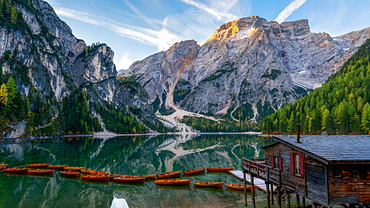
43, 0, 370, 70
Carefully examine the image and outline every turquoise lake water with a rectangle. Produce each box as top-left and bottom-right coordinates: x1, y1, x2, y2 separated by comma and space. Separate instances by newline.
0, 134, 272, 208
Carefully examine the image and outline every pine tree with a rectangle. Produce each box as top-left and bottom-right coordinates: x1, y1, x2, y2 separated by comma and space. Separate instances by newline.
0, 83, 8, 107
6, 77, 17, 107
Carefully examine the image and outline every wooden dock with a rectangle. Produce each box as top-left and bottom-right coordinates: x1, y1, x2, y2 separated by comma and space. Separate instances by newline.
229, 170, 276, 193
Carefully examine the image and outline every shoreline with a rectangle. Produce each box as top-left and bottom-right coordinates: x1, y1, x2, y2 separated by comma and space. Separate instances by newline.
0, 131, 262, 142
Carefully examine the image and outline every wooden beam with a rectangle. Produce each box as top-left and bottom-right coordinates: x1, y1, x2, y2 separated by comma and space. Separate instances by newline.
285, 191, 290, 208
266, 182, 271, 208
271, 183, 275, 205
296, 194, 300, 208
251, 174, 256, 208
244, 171, 248, 206
302, 197, 305, 208
277, 186, 282, 208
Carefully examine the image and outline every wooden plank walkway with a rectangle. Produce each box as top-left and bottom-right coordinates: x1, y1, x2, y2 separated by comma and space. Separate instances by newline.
229, 170, 276, 193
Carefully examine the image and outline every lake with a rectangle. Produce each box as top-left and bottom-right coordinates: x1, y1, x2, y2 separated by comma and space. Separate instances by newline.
0, 134, 272, 208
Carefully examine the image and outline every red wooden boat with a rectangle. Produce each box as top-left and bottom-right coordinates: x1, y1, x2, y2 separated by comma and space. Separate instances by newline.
64, 167, 85, 172
59, 170, 79, 178
207, 167, 234, 172
48, 165, 68, 169
27, 164, 49, 168
155, 179, 191, 186
194, 181, 224, 188
28, 169, 55, 175
140, 174, 157, 179
4, 168, 29, 173
81, 174, 109, 181
81, 168, 97, 174
157, 170, 182, 179
114, 176, 146, 183
226, 183, 252, 191
183, 168, 205, 175
0, 163, 8, 169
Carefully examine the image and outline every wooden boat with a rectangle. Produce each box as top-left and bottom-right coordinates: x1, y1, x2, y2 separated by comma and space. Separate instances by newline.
48, 165, 68, 169
194, 181, 224, 188
28, 169, 55, 175
59, 170, 79, 178
81, 168, 97, 174
140, 174, 157, 179
207, 167, 234, 172
64, 166, 85, 172
157, 170, 182, 179
114, 176, 146, 183
155, 179, 191, 186
183, 168, 205, 175
226, 183, 252, 191
109, 174, 123, 179
27, 164, 49, 168
4, 168, 29, 173
0, 163, 8, 169
81, 174, 109, 181
91, 171, 109, 176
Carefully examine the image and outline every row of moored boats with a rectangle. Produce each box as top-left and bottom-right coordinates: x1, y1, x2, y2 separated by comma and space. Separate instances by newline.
0, 163, 252, 191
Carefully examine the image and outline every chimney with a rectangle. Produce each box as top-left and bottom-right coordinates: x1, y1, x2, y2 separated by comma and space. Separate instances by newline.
296, 123, 302, 143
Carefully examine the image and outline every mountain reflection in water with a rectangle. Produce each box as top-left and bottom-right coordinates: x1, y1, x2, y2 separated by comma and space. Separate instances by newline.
0, 134, 272, 208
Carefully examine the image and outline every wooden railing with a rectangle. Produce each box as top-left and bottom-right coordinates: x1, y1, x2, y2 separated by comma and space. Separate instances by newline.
242, 157, 282, 186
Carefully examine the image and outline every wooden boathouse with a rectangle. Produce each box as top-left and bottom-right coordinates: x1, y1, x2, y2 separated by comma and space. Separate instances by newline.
242, 134, 370, 208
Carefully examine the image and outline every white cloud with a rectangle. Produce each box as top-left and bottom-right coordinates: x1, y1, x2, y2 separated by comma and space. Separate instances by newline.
180, 0, 238, 21
117, 52, 132, 70
275, 0, 307, 23
54, 7, 182, 52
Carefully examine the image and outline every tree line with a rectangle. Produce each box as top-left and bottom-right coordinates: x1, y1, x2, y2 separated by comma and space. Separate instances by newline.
262, 38, 370, 135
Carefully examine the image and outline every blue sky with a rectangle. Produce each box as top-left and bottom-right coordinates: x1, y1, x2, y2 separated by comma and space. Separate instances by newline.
44, 0, 370, 70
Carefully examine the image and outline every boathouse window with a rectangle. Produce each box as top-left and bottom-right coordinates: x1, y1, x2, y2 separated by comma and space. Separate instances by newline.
351, 166, 359, 178
290, 153, 305, 177
333, 167, 341, 178
271, 156, 283, 170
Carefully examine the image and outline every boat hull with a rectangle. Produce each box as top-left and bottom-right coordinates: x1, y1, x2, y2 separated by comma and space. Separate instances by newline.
157, 171, 181, 179
81, 175, 109, 181
194, 181, 224, 188
27, 164, 49, 168
183, 168, 205, 175
114, 177, 146, 183
60, 171, 79, 178
4, 168, 29, 173
207, 167, 234, 172
226, 183, 252, 191
28, 169, 55, 175
48, 165, 68, 169
155, 179, 191, 186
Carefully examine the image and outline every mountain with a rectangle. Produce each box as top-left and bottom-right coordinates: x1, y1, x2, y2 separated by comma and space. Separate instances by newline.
123, 16, 370, 124
0, 0, 165, 138
261, 37, 370, 134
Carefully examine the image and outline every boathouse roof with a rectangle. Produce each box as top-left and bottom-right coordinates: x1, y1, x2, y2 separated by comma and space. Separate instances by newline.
264, 135, 370, 164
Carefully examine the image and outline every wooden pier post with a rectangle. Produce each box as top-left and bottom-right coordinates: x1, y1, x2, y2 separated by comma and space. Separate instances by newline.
251, 174, 256, 208
302, 197, 305, 208
271, 184, 274, 205
277, 186, 282, 208
243, 171, 248, 206
296, 194, 300, 208
285, 191, 290, 208
266, 182, 271, 208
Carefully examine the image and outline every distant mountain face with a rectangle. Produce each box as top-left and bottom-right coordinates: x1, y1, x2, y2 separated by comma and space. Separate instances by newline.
123, 16, 370, 122
0, 0, 159, 137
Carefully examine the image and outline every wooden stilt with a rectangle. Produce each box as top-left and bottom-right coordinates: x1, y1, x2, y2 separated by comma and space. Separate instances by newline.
296, 194, 300, 208
271, 184, 274, 205
243, 171, 248, 206
251, 174, 256, 208
312, 202, 318, 208
266, 182, 271, 208
277, 187, 282, 208
302, 197, 305, 208
285, 191, 290, 208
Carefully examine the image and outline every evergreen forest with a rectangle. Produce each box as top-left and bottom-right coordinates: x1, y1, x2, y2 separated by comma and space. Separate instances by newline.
262, 38, 370, 135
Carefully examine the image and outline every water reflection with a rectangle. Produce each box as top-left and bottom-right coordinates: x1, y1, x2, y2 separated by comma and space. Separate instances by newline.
0, 134, 272, 208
